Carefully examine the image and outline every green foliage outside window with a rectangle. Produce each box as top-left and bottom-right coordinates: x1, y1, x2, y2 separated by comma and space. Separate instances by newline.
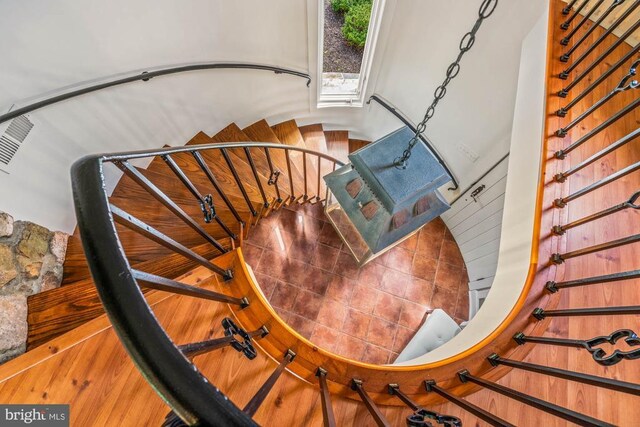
330, 0, 372, 49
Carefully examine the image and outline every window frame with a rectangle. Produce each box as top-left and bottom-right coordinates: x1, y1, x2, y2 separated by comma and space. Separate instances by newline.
317, 0, 387, 108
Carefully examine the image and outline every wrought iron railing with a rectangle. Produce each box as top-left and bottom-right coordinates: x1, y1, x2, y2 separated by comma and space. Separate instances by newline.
69, 1, 640, 425
0, 62, 311, 125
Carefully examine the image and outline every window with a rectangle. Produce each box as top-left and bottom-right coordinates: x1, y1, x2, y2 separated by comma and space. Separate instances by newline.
318, 0, 386, 107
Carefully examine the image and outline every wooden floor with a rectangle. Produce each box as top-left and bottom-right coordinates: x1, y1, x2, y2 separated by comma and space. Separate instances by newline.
2, 1, 640, 425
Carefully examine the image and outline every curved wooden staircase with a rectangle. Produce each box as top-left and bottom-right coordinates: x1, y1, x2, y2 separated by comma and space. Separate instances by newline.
1, 1, 640, 425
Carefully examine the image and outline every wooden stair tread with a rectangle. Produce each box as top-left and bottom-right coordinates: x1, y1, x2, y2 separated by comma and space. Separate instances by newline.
272, 120, 319, 200
299, 124, 331, 197
348, 138, 370, 154
243, 119, 305, 198
324, 130, 350, 164
210, 124, 280, 203
28, 240, 230, 350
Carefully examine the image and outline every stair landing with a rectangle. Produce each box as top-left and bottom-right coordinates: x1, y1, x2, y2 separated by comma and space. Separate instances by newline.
242, 203, 469, 364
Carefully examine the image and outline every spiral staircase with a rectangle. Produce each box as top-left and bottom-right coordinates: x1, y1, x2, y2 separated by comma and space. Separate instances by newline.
0, 1, 639, 425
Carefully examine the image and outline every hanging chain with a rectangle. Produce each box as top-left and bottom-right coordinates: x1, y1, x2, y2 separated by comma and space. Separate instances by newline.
395, 0, 499, 169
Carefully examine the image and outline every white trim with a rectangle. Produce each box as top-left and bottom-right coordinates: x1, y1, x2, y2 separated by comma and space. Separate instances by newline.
317, 0, 387, 107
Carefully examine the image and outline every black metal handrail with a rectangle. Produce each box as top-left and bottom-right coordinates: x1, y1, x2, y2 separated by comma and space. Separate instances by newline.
72, 142, 343, 426
0, 62, 311, 125
367, 93, 460, 191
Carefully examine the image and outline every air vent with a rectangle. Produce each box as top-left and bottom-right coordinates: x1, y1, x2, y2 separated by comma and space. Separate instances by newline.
0, 115, 33, 165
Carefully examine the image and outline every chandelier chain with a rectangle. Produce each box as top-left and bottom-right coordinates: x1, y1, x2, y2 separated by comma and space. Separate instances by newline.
395, 0, 498, 169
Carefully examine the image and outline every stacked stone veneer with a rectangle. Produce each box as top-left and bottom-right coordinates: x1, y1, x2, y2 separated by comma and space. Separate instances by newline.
0, 211, 68, 363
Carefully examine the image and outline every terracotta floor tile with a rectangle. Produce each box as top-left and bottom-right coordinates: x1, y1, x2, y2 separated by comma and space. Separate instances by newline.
379, 269, 411, 297
404, 276, 434, 306
350, 285, 380, 314
245, 223, 275, 248
455, 286, 470, 320
269, 281, 299, 311
416, 229, 443, 260
311, 243, 341, 272
255, 249, 288, 279
310, 324, 341, 351
254, 272, 278, 299
371, 251, 389, 266
411, 256, 438, 282
399, 233, 419, 252
277, 208, 323, 235
300, 266, 332, 296
263, 226, 294, 254
291, 289, 323, 321
422, 218, 446, 238
430, 286, 458, 318
399, 300, 429, 330
242, 242, 263, 268
335, 334, 367, 360
372, 292, 404, 323
287, 232, 318, 262
325, 275, 356, 303
439, 240, 465, 268
316, 298, 349, 329
281, 258, 310, 288
318, 222, 343, 249
275, 308, 292, 323
288, 313, 316, 337
434, 262, 465, 291
358, 262, 387, 289
362, 344, 392, 365
367, 317, 397, 350
333, 251, 360, 280
385, 246, 414, 273
343, 308, 373, 338
393, 326, 416, 353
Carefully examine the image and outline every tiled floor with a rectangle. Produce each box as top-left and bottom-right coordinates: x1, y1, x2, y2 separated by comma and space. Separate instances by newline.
242, 203, 469, 365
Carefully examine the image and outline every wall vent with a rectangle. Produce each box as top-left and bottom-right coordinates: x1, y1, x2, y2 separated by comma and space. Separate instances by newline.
0, 115, 33, 165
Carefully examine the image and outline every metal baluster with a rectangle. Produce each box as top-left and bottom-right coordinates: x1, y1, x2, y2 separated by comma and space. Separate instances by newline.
179, 318, 267, 358
424, 380, 514, 427
514, 329, 640, 366
388, 384, 461, 427
554, 128, 640, 181
560, 0, 606, 50
457, 370, 615, 426
556, 62, 639, 137
114, 160, 228, 253
316, 368, 337, 427
303, 152, 309, 201
243, 350, 296, 417
131, 270, 248, 307
551, 234, 640, 264
162, 154, 237, 239
532, 306, 640, 318
317, 155, 322, 202
558, 42, 640, 102
110, 205, 231, 278
263, 147, 283, 203
559, 2, 640, 80
560, 0, 593, 30
220, 148, 258, 217
561, 0, 625, 50
563, 0, 580, 14
555, 162, 640, 207
350, 379, 391, 427
555, 98, 640, 159
487, 354, 640, 395
285, 149, 296, 203
191, 151, 243, 224
243, 147, 269, 208
546, 269, 640, 292
552, 191, 640, 235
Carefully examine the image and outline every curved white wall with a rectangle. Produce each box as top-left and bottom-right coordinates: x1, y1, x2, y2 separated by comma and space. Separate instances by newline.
0, 0, 546, 233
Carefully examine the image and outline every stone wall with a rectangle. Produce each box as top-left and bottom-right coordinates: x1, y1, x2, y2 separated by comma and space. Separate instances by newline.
0, 211, 68, 363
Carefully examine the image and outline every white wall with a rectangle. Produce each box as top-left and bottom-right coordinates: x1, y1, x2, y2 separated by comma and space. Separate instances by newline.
0, 0, 546, 232
396, 3, 549, 364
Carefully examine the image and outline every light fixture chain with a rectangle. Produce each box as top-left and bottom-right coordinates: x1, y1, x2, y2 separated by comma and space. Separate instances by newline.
395, 0, 498, 169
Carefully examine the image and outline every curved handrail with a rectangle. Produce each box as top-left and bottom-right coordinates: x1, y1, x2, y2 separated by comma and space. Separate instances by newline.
0, 62, 311, 125
367, 93, 460, 191
71, 143, 343, 426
